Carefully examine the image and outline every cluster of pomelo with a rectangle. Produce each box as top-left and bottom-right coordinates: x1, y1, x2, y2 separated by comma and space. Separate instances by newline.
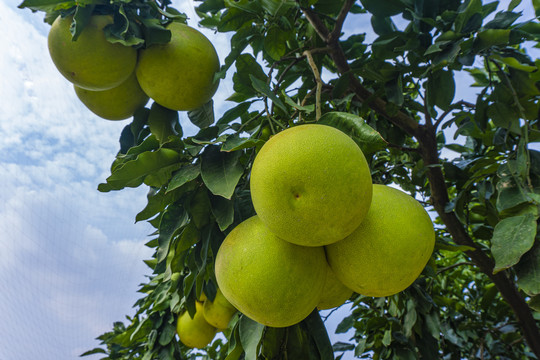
47, 15, 219, 120
176, 289, 237, 349
215, 124, 436, 328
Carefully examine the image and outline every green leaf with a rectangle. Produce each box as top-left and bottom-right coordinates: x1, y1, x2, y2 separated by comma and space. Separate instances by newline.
211, 195, 235, 231
335, 314, 354, 334
360, 0, 405, 16
264, 26, 288, 60
318, 112, 387, 154
217, 101, 252, 126
427, 70, 455, 111
239, 316, 265, 360
157, 205, 188, 263
534, 0, 540, 17
515, 243, 540, 295
529, 294, 540, 311
18, 0, 77, 12
188, 100, 215, 129
221, 133, 262, 152
158, 322, 176, 346
167, 163, 200, 193
200, 146, 244, 199
491, 213, 537, 273
249, 75, 288, 113
98, 149, 182, 192
71, 5, 94, 41
303, 310, 334, 360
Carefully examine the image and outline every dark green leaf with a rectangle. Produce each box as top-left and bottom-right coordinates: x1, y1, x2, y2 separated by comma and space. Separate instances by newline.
210, 195, 235, 231
335, 314, 354, 334
515, 244, 540, 295
492, 214, 537, 273
264, 26, 288, 60
427, 70, 455, 111
250, 75, 288, 113
167, 163, 200, 193
221, 133, 262, 152
360, 0, 406, 16
201, 146, 244, 199
318, 112, 387, 154
303, 310, 334, 360
71, 5, 94, 41
157, 205, 188, 263
239, 316, 265, 360
18, 0, 76, 12
188, 100, 215, 129
333, 341, 355, 351
158, 322, 176, 346
98, 149, 181, 192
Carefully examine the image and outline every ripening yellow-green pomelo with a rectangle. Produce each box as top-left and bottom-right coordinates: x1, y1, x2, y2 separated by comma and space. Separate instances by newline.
48, 15, 137, 90
250, 124, 373, 247
326, 185, 435, 297
136, 22, 220, 111
203, 288, 237, 330
317, 264, 354, 310
215, 216, 327, 328
74, 72, 149, 120
176, 301, 216, 349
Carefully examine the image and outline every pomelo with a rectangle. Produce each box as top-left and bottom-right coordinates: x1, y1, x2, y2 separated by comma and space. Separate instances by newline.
326, 184, 435, 297
250, 124, 372, 246
48, 15, 137, 90
215, 216, 327, 327
136, 22, 220, 111
74, 72, 149, 120
176, 301, 216, 349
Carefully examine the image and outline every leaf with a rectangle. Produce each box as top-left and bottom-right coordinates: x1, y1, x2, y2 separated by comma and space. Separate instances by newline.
360, 0, 405, 16
217, 101, 252, 126
201, 146, 244, 199
210, 195, 235, 231
427, 70, 455, 111
491, 213, 537, 273
264, 26, 288, 60
167, 163, 200, 193
158, 322, 176, 346
157, 205, 188, 263
303, 309, 334, 360
515, 243, 540, 295
332, 342, 355, 352
18, 0, 76, 12
335, 314, 355, 334
221, 133, 262, 152
98, 149, 182, 192
188, 100, 215, 129
249, 75, 288, 113
239, 316, 265, 360
71, 4, 94, 41
318, 112, 387, 154
529, 294, 540, 311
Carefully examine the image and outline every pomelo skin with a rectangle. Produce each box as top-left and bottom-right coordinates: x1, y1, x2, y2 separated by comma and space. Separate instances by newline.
250, 124, 373, 247
203, 288, 237, 330
136, 22, 220, 111
326, 184, 435, 297
48, 15, 137, 90
74, 72, 149, 120
176, 301, 216, 349
317, 263, 354, 310
215, 216, 327, 328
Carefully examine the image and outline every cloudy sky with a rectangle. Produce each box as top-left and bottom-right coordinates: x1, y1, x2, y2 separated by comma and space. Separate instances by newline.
0, 1, 534, 359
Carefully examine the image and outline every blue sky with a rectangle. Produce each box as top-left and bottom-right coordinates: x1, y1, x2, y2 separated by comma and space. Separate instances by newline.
0, 0, 535, 359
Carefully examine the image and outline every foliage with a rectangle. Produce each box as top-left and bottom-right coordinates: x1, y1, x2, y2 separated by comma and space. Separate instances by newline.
19, 0, 540, 359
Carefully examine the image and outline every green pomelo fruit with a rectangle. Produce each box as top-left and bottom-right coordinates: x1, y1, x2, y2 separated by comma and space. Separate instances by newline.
326, 184, 435, 297
176, 301, 216, 349
215, 216, 327, 328
250, 124, 373, 247
203, 288, 237, 330
74, 72, 149, 120
317, 264, 353, 310
136, 22, 220, 111
48, 15, 137, 90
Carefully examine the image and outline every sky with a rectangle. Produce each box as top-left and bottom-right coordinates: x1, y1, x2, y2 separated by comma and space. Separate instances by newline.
0, 1, 535, 360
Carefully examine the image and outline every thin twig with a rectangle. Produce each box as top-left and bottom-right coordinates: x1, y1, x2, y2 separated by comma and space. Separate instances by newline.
436, 261, 476, 274
434, 100, 476, 130
303, 50, 323, 120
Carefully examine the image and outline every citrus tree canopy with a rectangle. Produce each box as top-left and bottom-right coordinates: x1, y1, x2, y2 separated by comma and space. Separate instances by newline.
18, 0, 540, 359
